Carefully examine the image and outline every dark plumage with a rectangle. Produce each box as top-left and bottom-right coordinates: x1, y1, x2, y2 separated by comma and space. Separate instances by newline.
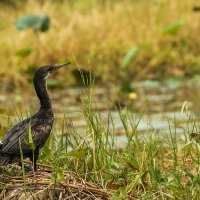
0, 62, 70, 171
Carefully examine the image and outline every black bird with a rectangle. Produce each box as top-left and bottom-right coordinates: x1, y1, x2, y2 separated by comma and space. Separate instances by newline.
0, 62, 70, 171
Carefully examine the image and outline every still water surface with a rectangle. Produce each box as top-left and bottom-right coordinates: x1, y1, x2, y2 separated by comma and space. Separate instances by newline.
0, 79, 199, 146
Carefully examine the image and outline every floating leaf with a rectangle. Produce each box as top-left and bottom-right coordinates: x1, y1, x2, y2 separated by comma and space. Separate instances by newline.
16, 15, 50, 32
163, 19, 185, 35
165, 77, 183, 90
121, 47, 138, 69
139, 80, 161, 89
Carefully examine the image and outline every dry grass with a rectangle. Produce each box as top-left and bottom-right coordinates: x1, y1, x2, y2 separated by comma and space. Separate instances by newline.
0, 162, 112, 200
0, 0, 200, 87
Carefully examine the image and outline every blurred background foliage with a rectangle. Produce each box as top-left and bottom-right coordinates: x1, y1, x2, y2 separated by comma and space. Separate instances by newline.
0, 0, 200, 90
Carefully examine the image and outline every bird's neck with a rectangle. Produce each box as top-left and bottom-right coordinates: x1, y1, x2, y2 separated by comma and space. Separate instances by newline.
34, 78, 52, 110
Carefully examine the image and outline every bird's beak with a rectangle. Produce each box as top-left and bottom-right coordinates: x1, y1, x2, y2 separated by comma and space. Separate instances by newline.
51, 61, 71, 73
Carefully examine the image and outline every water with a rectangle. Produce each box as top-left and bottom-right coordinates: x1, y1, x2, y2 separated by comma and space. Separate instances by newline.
0, 79, 198, 146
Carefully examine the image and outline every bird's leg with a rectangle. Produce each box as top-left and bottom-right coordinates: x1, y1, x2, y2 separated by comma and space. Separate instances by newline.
30, 148, 51, 173
34, 149, 39, 172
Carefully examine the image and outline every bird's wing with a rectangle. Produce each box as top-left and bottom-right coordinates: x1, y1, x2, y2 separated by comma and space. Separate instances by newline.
2, 118, 30, 144
1, 118, 31, 155
1, 118, 52, 155
31, 122, 52, 148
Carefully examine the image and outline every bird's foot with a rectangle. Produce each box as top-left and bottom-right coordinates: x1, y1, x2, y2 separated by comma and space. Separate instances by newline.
21, 165, 51, 175
21, 165, 35, 174
24, 165, 33, 172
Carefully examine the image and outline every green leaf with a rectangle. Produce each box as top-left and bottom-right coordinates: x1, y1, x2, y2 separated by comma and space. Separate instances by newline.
51, 168, 64, 185
121, 47, 138, 69
39, 133, 53, 160
66, 149, 88, 158
16, 15, 50, 32
24, 122, 35, 150
150, 167, 165, 183
163, 19, 185, 35
111, 183, 135, 200
16, 48, 32, 58
111, 161, 124, 170
111, 186, 127, 200
123, 157, 139, 170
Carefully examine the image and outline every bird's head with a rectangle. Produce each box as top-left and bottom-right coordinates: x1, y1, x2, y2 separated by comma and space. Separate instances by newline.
34, 61, 71, 80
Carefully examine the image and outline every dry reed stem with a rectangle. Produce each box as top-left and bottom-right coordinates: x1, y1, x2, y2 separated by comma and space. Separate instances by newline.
0, 164, 112, 200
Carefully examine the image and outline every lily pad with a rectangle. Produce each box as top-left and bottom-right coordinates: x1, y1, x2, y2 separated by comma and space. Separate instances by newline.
165, 77, 183, 90
16, 15, 50, 32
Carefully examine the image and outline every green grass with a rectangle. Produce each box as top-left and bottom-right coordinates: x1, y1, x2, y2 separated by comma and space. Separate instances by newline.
1, 0, 200, 198
0, 93, 199, 199
33, 86, 200, 199
0, 67, 200, 199
0, 82, 197, 199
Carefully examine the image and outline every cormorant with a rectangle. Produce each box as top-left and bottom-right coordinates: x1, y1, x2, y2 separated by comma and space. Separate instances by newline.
0, 62, 70, 171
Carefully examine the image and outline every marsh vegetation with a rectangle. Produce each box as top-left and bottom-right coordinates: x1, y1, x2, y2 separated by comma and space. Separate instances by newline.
1, 0, 200, 199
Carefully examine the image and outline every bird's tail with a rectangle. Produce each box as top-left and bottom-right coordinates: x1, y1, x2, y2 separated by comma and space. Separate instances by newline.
0, 153, 10, 166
